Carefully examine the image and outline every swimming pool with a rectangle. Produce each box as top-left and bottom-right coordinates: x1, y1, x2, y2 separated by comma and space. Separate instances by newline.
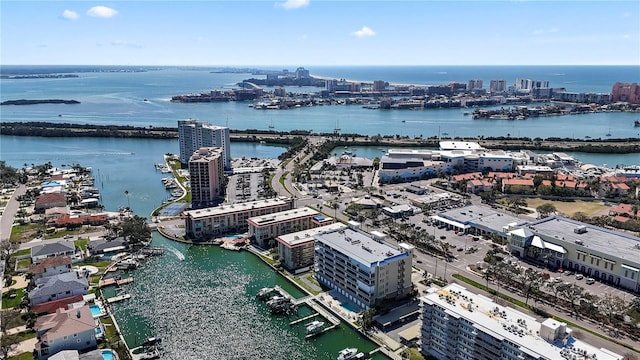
90, 304, 103, 317
101, 349, 116, 360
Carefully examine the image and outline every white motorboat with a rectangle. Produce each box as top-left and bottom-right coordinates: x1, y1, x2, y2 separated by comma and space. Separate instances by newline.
337, 347, 363, 360
305, 320, 324, 334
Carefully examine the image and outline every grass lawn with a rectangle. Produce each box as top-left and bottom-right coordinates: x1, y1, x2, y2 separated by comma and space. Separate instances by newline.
9, 352, 34, 360
16, 259, 31, 271
12, 249, 30, 258
9, 224, 42, 243
526, 198, 608, 218
2, 288, 25, 309
75, 238, 89, 250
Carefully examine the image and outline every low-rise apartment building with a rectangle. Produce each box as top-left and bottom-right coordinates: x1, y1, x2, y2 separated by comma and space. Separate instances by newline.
248, 207, 333, 248
276, 222, 347, 273
421, 283, 622, 360
184, 197, 294, 240
314, 226, 414, 310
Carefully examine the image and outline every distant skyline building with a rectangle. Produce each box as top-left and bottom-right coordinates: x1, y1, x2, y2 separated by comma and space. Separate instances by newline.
515, 78, 549, 94
490, 79, 507, 93
188, 147, 224, 209
468, 79, 483, 91
178, 119, 231, 169
611, 82, 640, 104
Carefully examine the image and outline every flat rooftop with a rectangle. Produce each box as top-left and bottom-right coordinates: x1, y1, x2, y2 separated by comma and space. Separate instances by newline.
184, 197, 291, 220
421, 283, 622, 360
439, 205, 523, 232
527, 216, 640, 264
277, 223, 347, 247
316, 228, 407, 266
248, 206, 319, 226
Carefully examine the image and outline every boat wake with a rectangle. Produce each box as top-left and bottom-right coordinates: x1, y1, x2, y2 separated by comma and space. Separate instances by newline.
165, 245, 185, 261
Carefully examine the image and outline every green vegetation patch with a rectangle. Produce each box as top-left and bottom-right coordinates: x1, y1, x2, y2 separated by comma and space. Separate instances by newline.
16, 259, 31, 271
74, 238, 89, 250
9, 352, 35, 360
9, 224, 42, 243
2, 288, 25, 309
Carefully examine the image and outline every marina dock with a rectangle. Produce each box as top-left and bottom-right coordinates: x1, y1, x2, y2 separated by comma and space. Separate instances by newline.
107, 294, 131, 304
99, 277, 134, 288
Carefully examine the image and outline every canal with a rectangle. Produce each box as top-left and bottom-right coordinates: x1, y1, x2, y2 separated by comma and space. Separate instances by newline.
104, 232, 388, 360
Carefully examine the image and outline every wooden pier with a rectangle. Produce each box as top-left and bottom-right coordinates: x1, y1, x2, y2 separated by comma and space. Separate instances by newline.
107, 294, 131, 304
99, 277, 134, 288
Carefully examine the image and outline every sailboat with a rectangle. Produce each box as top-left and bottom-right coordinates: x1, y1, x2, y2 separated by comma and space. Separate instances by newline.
268, 119, 274, 129
605, 128, 612, 137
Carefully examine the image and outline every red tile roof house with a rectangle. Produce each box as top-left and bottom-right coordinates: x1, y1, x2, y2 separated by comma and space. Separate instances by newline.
29, 255, 73, 281
34, 305, 98, 360
466, 179, 496, 194
609, 203, 639, 218
501, 178, 535, 193
35, 193, 67, 212
31, 295, 85, 316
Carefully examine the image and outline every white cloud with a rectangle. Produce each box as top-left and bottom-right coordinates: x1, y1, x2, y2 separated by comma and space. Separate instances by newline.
623, 34, 631, 39
110, 40, 142, 48
275, 0, 309, 9
297, 34, 308, 41
62, 10, 79, 20
87, 6, 118, 18
623, 12, 630, 17
532, 27, 559, 36
352, 26, 375, 38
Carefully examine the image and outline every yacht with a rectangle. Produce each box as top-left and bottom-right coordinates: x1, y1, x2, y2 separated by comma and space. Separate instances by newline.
305, 320, 324, 334
337, 348, 364, 360
256, 287, 274, 299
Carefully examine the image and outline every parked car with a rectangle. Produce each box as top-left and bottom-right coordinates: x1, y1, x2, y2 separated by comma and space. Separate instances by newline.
564, 271, 573, 276
586, 277, 595, 285
575, 274, 584, 280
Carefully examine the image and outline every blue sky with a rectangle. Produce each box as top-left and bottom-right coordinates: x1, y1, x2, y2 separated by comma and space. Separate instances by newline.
1, 0, 638, 66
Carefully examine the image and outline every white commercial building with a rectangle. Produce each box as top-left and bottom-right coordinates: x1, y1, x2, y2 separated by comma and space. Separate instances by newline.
421, 283, 622, 360
314, 226, 414, 309
178, 119, 231, 169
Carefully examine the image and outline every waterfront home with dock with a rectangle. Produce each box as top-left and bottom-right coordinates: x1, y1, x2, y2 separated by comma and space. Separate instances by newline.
34, 305, 99, 360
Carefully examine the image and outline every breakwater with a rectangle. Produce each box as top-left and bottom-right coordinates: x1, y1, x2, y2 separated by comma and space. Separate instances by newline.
2, 122, 639, 153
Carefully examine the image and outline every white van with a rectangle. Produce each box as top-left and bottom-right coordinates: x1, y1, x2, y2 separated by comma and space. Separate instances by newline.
586, 278, 595, 285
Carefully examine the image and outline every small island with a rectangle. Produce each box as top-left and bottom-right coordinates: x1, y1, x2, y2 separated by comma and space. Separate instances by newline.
0, 99, 80, 106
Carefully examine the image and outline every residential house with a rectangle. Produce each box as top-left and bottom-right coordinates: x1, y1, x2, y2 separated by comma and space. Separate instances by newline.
466, 179, 495, 194
32, 295, 86, 316
35, 193, 67, 212
87, 238, 128, 256
29, 255, 72, 281
34, 305, 98, 360
501, 178, 535, 193
31, 241, 77, 262
28, 271, 89, 306
48, 213, 108, 228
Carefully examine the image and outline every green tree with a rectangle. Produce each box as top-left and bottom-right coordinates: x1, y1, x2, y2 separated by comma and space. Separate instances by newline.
119, 215, 151, 245
597, 293, 627, 324
536, 203, 557, 219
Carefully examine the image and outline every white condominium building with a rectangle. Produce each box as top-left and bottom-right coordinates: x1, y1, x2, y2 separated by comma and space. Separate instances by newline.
248, 207, 334, 248
184, 197, 293, 240
178, 119, 231, 169
421, 284, 622, 360
314, 227, 414, 310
